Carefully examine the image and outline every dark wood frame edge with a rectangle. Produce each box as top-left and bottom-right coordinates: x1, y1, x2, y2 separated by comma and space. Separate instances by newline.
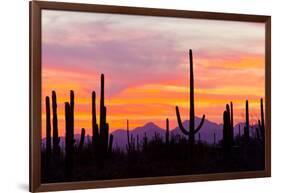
29, 1, 271, 192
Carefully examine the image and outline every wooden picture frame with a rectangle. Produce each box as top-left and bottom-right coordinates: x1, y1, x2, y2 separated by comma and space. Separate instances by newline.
30, 0, 271, 192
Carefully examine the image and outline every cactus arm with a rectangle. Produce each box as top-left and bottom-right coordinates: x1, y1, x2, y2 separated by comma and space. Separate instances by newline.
108, 134, 113, 153
194, 114, 205, 134
78, 128, 85, 151
175, 106, 190, 135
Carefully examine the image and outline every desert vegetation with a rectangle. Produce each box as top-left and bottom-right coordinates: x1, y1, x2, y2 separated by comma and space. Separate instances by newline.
41, 49, 265, 183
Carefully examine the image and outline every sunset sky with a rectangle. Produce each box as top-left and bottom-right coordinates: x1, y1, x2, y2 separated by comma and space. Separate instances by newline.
41, 10, 265, 138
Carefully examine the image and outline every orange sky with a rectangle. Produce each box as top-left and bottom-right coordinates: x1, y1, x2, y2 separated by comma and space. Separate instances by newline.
41, 10, 265, 138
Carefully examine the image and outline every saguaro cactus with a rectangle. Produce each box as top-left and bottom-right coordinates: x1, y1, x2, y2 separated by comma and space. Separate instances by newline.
65, 101, 74, 177
91, 91, 99, 155
230, 102, 234, 141
52, 91, 60, 156
78, 128, 85, 152
91, 74, 114, 165
64, 90, 75, 177
244, 100, 250, 141
165, 118, 169, 145
108, 134, 113, 153
126, 120, 132, 153
257, 98, 265, 143
70, 90, 74, 135
175, 49, 205, 148
45, 96, 51, 164
223, 104, 233, 155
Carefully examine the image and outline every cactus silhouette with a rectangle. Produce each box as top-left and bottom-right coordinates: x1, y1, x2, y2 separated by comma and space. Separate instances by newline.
91, 91, 99, 152
257, 98, 265, 143
41, 53, 266, 183
90, 74, 114, 166
65, 102, 73, 177
175, 49, 205, 148
45, 96, 51, 167
165, 118, 169, 145
126, 120, 133, 153
230, 102, 234, 141
52, 91, 60, 157
244, 100, 250, 141
78, 128, 85, 152
223, 103, 234, 157
108, 134, 113, 153
64, 90, 75, 177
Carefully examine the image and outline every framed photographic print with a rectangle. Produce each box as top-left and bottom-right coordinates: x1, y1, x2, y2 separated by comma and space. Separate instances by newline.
30, 1, 271, 192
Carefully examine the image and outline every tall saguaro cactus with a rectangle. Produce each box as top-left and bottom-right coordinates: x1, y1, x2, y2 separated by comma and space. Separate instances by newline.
65, 91, 75, 177
257, 98, 265, 143
175, 49, 205, 148
92, 91, 99, 151
230, 102, 234, 141
244, 100, 250, 141
91, 74, 114, 166
52, 91, 60, 157
64, 102, 73, 177
45, 96, 51, 164
223, 103, 234, 156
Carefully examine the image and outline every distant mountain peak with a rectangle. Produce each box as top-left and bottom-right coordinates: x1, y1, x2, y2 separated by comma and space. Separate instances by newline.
143, 122, 160, 128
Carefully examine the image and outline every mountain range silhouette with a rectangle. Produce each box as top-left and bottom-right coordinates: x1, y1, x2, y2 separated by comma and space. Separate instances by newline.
42, 117, 252, 151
